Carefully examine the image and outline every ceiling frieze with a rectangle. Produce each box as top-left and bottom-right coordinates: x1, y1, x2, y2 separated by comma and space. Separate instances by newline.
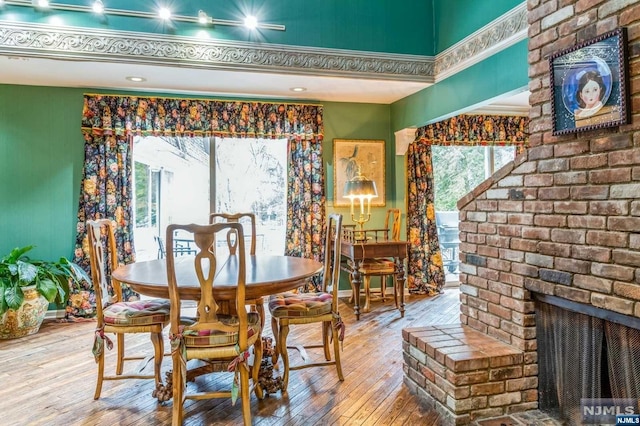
0, 21, 434, 82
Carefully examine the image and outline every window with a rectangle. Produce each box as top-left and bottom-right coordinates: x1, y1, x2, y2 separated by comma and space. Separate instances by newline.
432, 145, 515, 211
132, 136, 287, 260
432, 145, 515, 281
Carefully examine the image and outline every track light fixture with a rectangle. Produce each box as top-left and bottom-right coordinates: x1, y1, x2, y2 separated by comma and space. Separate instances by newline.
1, 1, 285, 31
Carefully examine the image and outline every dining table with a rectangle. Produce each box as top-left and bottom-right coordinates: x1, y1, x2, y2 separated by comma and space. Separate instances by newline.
111, 253, 323, 399
112, 254, 322, 305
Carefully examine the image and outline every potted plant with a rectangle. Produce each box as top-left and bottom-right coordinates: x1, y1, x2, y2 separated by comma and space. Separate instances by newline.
0, 245, 90, 339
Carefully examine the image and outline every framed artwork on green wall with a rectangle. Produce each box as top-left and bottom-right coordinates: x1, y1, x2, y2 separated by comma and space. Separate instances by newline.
333, 139, 385, 207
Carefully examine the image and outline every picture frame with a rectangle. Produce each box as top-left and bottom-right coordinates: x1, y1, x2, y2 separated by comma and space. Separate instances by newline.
333, 139, 386, 207
550, 27, 629, 135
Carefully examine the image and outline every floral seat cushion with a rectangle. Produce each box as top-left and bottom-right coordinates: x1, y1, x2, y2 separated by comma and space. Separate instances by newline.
181, 312, 261, 348
103, 299, 170, 326
268, 292, 333, 318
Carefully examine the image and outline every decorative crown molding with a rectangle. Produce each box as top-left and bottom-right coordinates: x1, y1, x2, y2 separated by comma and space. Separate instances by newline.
0, 21, 434, 82
434, 2, 527, 82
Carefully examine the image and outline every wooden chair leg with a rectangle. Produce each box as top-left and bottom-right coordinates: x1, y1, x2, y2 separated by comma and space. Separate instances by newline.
254, 297, 265, 329
116, 333, 125, 375
332, 317, 344, 381
322, 321, 331, 361
240, 363, 252, 426
380, 276, 387, 301
270, 317, 280, 365
94, 349, 105, 400
278, 321, 291, 392
151, 331, 164, 387
171, 352, 185, 426
253, 336, 264, 399
363, 276, 372, 313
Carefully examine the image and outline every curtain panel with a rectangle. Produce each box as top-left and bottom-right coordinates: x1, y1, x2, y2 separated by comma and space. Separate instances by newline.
407, 114, 529, 295
69, 94, 324, 317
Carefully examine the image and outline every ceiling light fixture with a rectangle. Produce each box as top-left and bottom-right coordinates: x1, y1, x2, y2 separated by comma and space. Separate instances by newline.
290, 87, 306, 92
243, 15, 258, 29
1, 1, 285, 30
126, 76, 146, 82
197, 10, 210, 25
92, 0, 103, 14
158, 7, 171, 20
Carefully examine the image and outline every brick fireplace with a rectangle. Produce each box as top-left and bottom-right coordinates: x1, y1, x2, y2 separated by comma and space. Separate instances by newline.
403, 1, 640, 424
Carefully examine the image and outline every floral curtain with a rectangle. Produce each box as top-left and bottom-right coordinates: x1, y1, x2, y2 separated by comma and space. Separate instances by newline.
286, 137, 326, 291
69, 94, 324, 317
407, 114, 528, 295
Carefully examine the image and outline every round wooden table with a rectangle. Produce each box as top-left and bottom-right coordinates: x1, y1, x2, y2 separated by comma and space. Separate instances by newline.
112, 254, 323, 301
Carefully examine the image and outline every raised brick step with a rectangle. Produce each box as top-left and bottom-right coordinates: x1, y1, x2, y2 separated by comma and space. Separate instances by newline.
403, 324, 535, 425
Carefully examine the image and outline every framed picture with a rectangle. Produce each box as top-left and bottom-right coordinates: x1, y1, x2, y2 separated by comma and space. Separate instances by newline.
333, 139, 385, 207
550, 27, 629, 135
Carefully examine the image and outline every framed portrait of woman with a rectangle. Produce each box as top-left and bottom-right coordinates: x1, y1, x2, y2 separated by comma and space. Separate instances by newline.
550, 27, 629, 135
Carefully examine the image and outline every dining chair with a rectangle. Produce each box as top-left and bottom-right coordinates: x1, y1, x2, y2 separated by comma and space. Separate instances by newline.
86, 219, 170, 400
166, 222, 263, 426
268, 213, 344, 392
209, 212, 265, 327
352, 208, 402, 312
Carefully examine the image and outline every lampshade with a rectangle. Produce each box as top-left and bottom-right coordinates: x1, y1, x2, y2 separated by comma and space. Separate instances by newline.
344, 176, 378, 198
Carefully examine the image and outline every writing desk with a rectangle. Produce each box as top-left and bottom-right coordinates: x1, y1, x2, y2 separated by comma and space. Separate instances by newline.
340, 228, 409, 320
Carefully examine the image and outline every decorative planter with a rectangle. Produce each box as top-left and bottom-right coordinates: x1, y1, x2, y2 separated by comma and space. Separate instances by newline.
0, 286, 50, 339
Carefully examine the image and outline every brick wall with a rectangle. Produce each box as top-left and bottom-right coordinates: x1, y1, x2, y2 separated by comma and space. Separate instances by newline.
458, 0, 640, 394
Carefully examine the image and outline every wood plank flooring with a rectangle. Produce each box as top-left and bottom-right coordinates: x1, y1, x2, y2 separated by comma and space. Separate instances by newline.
0, 289, 461, 426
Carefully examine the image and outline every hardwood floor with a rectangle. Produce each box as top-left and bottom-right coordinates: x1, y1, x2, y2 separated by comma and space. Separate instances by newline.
0, 289, 460, 425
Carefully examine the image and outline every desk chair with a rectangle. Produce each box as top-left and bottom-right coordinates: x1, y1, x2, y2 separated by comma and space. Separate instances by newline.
209, 212, 265, 326
166, 222, 263, 426
86, 219, 170, 400
268, 213, 344, 392
353, 208, 402, 312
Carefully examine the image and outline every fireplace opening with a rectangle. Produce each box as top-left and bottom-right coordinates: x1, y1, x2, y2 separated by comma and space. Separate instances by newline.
535, 295, 640, 425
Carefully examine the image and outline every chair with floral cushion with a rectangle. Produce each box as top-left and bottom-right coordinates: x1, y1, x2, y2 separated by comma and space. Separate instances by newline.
86, 219, 170, 400
268, 213, 343, 392
166, 222, 263, 426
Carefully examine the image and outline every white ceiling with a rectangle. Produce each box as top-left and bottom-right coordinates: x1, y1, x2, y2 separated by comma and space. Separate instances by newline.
0, 55, 432, 104
0, 54, 530, 111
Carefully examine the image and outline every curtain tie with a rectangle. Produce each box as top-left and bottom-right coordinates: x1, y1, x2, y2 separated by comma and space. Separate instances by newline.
332, 312, 345, 350
92, 326, 113, 362
228, 343, 250, 405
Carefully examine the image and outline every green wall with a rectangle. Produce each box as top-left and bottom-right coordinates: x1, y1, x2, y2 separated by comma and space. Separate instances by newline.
0, 84, 396, 263
0, 85, 85, 261
390, 40, 529, 131
433, 0, 523, 52
0, 0, 434, 55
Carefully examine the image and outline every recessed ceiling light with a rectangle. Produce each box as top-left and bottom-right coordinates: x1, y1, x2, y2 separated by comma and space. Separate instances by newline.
126, 76, 146, 82
290, 87, 306, 92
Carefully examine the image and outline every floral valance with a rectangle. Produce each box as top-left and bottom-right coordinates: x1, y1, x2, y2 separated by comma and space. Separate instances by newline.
415, 114, 528, 146
81, 94, 323, 140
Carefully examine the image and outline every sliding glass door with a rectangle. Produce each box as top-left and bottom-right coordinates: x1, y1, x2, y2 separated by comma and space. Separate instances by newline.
132, 136, 287, 260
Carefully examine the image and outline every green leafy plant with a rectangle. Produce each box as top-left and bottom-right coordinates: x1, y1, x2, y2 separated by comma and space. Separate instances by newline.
0, 245, 90, 316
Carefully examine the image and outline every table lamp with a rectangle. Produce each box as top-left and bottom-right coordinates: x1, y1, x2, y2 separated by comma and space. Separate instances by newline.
343, 170, 378, 237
